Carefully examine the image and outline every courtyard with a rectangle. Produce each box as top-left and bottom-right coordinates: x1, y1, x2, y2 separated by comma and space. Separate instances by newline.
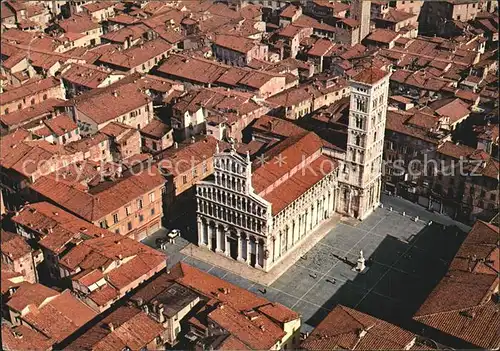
142, 194, 471, 333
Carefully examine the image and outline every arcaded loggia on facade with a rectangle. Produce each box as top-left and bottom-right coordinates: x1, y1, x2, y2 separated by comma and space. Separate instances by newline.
196, 136, 340, 272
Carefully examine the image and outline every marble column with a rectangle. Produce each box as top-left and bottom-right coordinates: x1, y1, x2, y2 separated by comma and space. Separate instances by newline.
207, 224, 213, 250
236, 232, 243, 262
255, 240, 261, 269
284, 226, 289, 253
262, 244, 269, 271
246, 236, 251, 264
197, 218, 204, 246
278, 231, 282, 258
215, 225, 223, 254
224, 228, 230, 257
272, 237, 276, 262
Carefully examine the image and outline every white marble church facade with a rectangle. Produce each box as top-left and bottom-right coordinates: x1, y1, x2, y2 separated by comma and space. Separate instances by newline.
196, 140, 339, 272
195, 68, 390, 271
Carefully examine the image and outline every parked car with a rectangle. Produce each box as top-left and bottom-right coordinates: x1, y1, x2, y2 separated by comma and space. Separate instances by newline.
155, 237, 168, 248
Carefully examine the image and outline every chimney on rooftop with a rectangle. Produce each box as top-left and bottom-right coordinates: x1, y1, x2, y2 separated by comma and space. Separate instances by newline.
174, 142, 178, 149
358, 328, 367, 339
108, 323, 114, 332
191, 136, 195, 143
158, 303, 165, 323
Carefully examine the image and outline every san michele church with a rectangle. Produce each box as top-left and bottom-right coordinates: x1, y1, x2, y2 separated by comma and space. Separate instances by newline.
195, 67, 391, 272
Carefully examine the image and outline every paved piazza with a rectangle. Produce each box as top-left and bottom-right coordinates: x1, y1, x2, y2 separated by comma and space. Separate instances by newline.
143, 195, 471, 333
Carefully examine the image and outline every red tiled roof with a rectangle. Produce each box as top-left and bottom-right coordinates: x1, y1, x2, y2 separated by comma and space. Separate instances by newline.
455, 89, 479, 102
22, 289, 97, 343
158, 54, 228, 84
1, 269, 24, 295
1, 77, 62, 105
61, 62, 120, 89
218, 335, 252, 350
252, 115, 305, 138
164, 263, 299, 349
98, 38, 171, 69
437, 141, 477, 159
101, 24, 149, 44
30, 164, 165, 222
2, 324, 52, 351
385, 110, 439, 144
43, 113, 78, 137
58, 14, 100, 33
307, 38, 336, 57
351, 67, 389, 85
266, 85, 312, 107
0, 98, 65, 130
280, 4, 300, 18
66, 306, 164, 351
213, 34, 260, 54
379, 8, 416, 23
414, 221, 500, 349
0, 138, 73, 179
302, 305, 416, 350
482, 158, 499, 179
12, 202, 112, 252
264, 155, 337, 215
252, 132, 325, 193
155, 136, 225, 177
7, 282, 59, 312
1, 230, 32, 260
366, 29, 399, 44
140, 118, 172, 139
429, 98, 470, 123
82, 1, 115, 13
72, 79, 151, 124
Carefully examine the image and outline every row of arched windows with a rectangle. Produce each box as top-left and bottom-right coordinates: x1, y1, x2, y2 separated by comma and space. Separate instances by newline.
199, 200, 264, 232
215, 157, 245, 175
215, 172, 246, 193
198, 186, 264, 216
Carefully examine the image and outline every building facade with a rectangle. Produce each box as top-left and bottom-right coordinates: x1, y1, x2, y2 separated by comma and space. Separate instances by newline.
196, 133, 340, 272
351, 0, 371, 43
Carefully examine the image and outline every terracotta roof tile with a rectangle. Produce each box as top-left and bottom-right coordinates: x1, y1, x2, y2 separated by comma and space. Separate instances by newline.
71, 79, 151, 124
1, 230, 32, 260
414, 221, 500, 349
302, 305, 416, 350
252, 132, 328, 194
213, 34, 261, 54
30, 164, 165, 222
163, 263, 299, 348
140, 118, 171, 139
22, 289, 97, 343
6, 282, 59, 312
1, 77, 62, 105
155, 136, 226, 177
67, 306, 164, 351
0, 98, 64, 129
2, 324, 52, 351
366, 29, 400, 44
351, 67, 389, 85
251, 115, 305, 138
42, 113, 78, 137
98, 38, 171, 69
263, 155, 337, 215
58, 14, 100, 33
